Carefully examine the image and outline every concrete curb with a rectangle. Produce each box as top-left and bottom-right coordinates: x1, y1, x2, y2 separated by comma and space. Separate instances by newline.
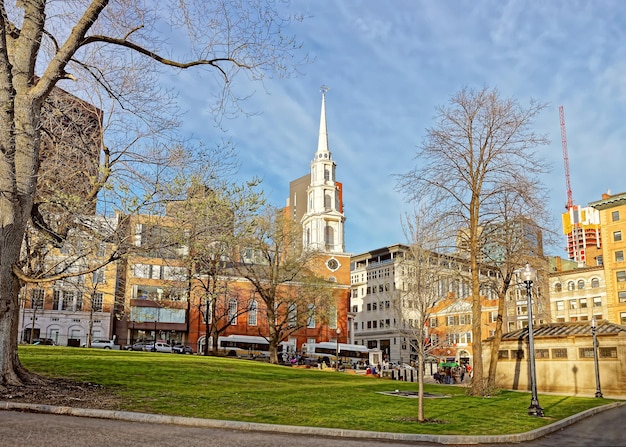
1, 400, 624, 444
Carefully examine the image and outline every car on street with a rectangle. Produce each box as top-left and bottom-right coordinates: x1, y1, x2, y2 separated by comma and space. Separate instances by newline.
172, 344, 193, 354
125, 341, 153, 351
144, 341, 172, 353
82, 339, 116, 349
32, 338, 56, 345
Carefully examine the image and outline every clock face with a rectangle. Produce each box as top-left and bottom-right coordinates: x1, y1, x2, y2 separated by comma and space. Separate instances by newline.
326, 258, 340, 271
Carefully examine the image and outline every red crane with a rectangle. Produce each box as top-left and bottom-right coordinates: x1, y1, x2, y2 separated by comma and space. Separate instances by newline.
559, 105, 574, 210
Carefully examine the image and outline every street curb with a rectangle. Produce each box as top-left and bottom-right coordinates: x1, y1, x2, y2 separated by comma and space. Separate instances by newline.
1, 400, 624, 444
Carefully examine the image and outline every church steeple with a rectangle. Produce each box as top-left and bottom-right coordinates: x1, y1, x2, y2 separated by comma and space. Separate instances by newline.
301, 86, 346, 254
316, 85, 330, 157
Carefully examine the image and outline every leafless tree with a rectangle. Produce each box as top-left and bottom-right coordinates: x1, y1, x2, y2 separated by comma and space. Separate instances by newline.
0, 0, 305, 387
396, 86, 550, 396
167, 161, 265, 355
394, 210, 448, 422
480, 189, 550, 389
232, 206, 335, 364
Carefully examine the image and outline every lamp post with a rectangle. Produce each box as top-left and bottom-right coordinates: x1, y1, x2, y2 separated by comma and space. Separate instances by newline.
591, 318, 603, 398
521, 263, 544, 417
335, 328, 341, 372
152, 317, 158, 352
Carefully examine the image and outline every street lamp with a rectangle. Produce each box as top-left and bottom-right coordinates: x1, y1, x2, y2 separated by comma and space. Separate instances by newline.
591, 318, 603, 398
335, 328, 341, 372
520, 263, 544, 417
152, 319, 158, 352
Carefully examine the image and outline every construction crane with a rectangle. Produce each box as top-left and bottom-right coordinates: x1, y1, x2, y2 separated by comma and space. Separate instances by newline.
559, 105, 574, 210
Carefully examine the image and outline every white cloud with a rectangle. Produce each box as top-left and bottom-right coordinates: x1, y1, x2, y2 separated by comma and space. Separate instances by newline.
162, 0, 626, 257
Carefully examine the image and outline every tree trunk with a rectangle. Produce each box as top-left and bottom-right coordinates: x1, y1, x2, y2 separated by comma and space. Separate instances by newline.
0, 226, 28, 387
417, 347, 425, 422
487, 290, 507, 389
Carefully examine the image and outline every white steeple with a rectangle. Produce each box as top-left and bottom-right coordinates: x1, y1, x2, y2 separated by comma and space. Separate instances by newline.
301, 87, 346, 254
316, 85, 330, 157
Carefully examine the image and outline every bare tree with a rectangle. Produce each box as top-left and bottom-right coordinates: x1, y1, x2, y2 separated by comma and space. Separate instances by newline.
480, 190, 550, 389
232, 206, 335, 364
396, 86, 550, 396
0, 0, 304, 387
167, 162, 265, 355
394, 211, 447, 422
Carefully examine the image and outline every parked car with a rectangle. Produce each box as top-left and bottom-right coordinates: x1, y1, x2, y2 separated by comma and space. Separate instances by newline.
172, 344, 193, 354
144, 342, 172, 353
125, 341, 153, 351
32, 338, 56, 345
82, 339, 116, 349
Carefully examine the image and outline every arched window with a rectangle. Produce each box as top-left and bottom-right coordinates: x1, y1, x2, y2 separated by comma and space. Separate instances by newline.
324, 168, 330, 181
324, 193, 332, 209
248, 300, 257, 326
567, 281, 575, 291
578, 280, 585, 289
591, 278, 600, 288
554, 283, 562, 292
325, 225, 334, 246
228, 299, 238, 325
288, 303, 297, 327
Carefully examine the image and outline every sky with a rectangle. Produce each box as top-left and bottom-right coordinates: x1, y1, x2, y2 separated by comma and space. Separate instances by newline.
166, 1, 626, 259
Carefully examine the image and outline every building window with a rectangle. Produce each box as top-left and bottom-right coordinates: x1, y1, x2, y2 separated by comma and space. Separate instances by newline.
228, 299, 238, 325
91, 292, 103, 312
619, 291, 626, 303
596, 255, 603, 266
498, 350, 509, 359
578, 348, 593, 359
617, 271, 626, 282
616, 251, 624, 263
554, 283, 562, 292
329, 306, 338, 329
567, 281, 575, 291
612, 210, 620, 221
599, 347, 617, 358
591, 278, 600, 288
30, 288, 45, 309
307, 304, 316, 328
93, 268, 105, 284
556, 301, 564, 311
569, 299, 577, 310
577, 279, 585, 289
593, 296, 602, 307
248, 300, 257, 326
621, 312, 626, 325
552, 348, 568, 359
536, 349, 549, 359
580, 298, 587, 308
614, 230, 623, 242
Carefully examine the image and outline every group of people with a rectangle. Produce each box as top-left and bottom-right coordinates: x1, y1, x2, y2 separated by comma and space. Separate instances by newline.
433, 364, 472, 384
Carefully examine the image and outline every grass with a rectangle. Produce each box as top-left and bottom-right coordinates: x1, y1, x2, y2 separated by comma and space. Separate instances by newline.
16, 345, 619, 436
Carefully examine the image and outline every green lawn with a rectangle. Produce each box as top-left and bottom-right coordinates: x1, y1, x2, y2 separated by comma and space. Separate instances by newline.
16, 345, 618, 436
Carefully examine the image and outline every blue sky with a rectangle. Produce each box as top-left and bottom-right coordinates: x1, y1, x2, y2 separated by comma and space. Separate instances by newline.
169, 1, 626, 258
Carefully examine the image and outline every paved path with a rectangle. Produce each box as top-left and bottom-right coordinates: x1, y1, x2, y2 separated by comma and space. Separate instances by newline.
1, 401, 625, 446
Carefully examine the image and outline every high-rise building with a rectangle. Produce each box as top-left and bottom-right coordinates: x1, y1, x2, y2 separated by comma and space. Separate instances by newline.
561, 205, 602, 267
589, 191, 626, 324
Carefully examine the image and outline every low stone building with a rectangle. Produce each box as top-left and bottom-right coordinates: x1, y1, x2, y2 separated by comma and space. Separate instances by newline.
484, 321, 626, 398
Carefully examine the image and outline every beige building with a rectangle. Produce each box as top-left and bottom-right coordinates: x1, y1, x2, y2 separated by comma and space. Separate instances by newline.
589, 191, 626, 325
548, 265, 607, 323
484, 321, 626, 398
18, 216, 119, 346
